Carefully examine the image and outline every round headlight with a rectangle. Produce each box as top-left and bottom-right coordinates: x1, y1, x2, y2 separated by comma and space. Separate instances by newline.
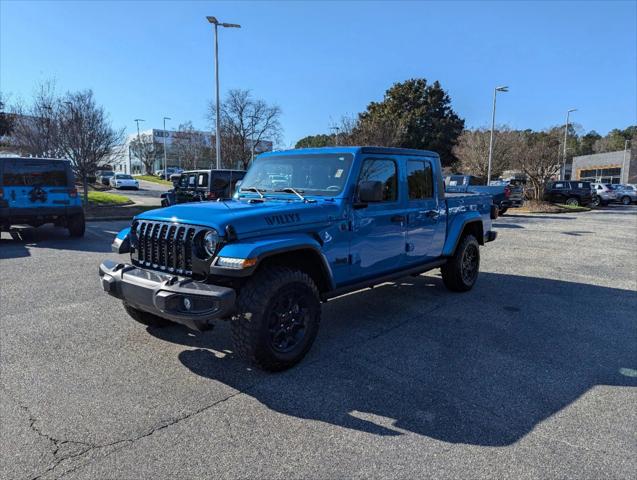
203, 230, 218, 257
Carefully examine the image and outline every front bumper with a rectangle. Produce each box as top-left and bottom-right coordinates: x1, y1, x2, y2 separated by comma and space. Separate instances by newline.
99, 259, 236, 331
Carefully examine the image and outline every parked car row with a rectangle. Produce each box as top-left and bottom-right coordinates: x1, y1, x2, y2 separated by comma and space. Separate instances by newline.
155, 167, 183, 179
543, 181, 637, 207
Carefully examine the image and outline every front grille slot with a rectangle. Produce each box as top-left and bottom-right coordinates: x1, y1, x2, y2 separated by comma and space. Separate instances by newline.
132, 221, 204, 276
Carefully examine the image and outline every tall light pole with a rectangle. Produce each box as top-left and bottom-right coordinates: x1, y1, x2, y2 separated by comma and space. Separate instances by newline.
622, 139, 631, 184
162, 116, 171, 179
134, 118, 144, 175
331, 126, 341, 146
561, 108, 577, 180
207, 16, 241, 170
487, 86, 508, 184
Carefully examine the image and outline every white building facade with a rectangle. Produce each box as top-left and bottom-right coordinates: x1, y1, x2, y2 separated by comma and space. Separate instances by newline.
108, 128, 273, 174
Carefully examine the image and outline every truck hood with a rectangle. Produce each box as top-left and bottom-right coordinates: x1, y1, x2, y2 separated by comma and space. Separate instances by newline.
135, 198, 343, 238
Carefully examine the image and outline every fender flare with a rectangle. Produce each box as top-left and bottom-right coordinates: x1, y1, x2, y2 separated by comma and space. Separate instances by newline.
212, 233, 335, 290
442, 213, 484, 257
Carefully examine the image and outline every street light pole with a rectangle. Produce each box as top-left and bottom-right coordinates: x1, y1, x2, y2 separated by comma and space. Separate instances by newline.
207, 16, 241, 170
134, 118, 144, 175
622, 139, 631, 184
162, 117, 171, 179
487, 86, 508, 184
562, 108, 577, 180
330, 126, 341, 146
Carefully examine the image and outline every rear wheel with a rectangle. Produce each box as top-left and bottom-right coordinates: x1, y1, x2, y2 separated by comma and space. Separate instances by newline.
498, 207, 508, 216
565, 197, 580, 206
591, 195, 601, 207
441, 234, 480, 292
232, 266, 321, 371
67, 213, 85, 237
621, 196, 631, 205
123, 303, 170, 327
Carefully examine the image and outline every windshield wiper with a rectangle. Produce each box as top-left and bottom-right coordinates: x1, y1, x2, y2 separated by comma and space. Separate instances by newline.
239, 186, 266, 198
274, 187, 314, 203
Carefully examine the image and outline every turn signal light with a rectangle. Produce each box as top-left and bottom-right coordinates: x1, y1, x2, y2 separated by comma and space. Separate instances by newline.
214, 257, 257, 270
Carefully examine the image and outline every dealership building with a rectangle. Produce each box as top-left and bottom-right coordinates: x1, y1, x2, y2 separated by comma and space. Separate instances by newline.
109, 128, 272, 174
571, 146, 636, 184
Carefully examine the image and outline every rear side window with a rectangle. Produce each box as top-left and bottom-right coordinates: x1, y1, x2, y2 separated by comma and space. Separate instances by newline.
197, 173, 209, 188
211, 172, 230, 191
359, 159, 397, 201
187, 174, 196, 188
553, 182, 567, 189
3, 160, 68, 187
569, 182, 588, 189
407, 160, 434, 200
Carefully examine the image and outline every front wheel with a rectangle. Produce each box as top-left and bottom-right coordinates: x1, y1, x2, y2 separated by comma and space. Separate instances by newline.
232, 266, 321, 371
621, 196, 631, 205
591, 195, 601, 207
441, 234, 480, 292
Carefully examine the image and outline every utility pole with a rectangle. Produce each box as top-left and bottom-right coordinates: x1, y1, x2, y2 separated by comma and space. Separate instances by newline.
487, 86, 508, 184
561, 109, 576, 180
162, 117, 171, 179
207, 16, 241, 170
134, 118, 144, 175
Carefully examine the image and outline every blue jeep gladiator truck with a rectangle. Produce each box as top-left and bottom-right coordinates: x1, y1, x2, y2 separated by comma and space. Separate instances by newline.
100, 147, 497, 371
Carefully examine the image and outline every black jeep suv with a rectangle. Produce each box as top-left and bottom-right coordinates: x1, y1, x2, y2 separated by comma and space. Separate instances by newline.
161, 169, 246, 207
543, 181, 593, 207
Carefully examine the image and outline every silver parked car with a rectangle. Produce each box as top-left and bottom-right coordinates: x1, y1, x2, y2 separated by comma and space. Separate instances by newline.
613, 185, 637, 205
591, 183, 617, 206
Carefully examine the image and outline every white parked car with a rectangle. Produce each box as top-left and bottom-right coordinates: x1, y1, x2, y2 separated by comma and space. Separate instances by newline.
591, 183, 616, 206
110, 174, 139, 190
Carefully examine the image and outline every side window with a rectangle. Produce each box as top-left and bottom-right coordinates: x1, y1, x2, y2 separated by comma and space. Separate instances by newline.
554, 182, 566, 189
358, 158, 397, 201
212, 172, 230, 191
187, 174, 196, 188
197, 173, 209, 188
407, 160, 434, 200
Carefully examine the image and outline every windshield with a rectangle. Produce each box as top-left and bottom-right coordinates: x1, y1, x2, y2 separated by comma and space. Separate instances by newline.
239, 153, 354, 197
117, 174, 133, 180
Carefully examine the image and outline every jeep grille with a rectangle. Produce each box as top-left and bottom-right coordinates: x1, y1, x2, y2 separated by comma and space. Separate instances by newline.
131, 220, 201, 276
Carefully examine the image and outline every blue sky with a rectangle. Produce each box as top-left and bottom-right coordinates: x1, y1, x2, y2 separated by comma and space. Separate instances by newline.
1, 0, 635, 146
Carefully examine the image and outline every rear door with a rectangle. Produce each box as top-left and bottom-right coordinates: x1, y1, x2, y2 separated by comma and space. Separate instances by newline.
549, 182, 569, 203
404, 158, 445, 263
2, 159, 72, 209
350, 156, 406, 281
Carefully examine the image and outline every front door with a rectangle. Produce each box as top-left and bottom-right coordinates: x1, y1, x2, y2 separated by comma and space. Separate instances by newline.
404, 158, 445, 263
349, 157, 406, 282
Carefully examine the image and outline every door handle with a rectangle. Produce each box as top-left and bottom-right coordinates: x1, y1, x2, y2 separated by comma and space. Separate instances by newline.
390, 215, 405, 223
425, 210, 439, 219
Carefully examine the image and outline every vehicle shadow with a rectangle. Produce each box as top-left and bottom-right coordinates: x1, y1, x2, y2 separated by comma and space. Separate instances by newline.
503, 214, 577, 220
149, 272, 637, 446
0, 222, 125, 258
492, 222, 524, 229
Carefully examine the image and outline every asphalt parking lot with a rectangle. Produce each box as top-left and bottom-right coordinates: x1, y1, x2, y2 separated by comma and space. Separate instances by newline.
1, 206, 636, 479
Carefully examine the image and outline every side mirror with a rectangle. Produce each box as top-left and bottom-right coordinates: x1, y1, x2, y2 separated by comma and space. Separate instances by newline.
357, 180, 383, 203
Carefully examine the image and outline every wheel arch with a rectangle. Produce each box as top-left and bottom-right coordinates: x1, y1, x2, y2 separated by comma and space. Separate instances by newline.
443, 217, 484, 257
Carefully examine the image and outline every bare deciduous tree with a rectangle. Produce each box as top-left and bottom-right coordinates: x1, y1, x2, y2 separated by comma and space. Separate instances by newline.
8, 81, 61, 157
58, 90, 124, 206
171, 122, 211, 170
130, 133, 161, 175
209, 89, 282, 169
453, 127, 516, 179
512, 129, 562, 200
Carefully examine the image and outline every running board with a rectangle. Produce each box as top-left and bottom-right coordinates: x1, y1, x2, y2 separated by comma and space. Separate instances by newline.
323, 259, 447, 301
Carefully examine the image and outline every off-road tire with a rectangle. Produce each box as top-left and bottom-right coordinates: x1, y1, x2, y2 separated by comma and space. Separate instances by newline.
441, 234, 480, 292
67, 213, 85, 237
621, 196, 631, 205
123, 303, 170, 327
498, 207, 508, 216
231, 266, 321, 371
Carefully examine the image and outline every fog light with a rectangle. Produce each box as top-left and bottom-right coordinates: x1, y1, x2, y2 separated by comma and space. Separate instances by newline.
183, 297, 192, 311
